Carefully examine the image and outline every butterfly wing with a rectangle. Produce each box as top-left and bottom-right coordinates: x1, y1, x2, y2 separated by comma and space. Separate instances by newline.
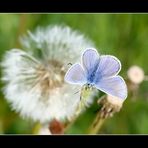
95, 55, 121, 79
82, 48, 100, 72
64, 63, 87, 85
95, 76, 127, 100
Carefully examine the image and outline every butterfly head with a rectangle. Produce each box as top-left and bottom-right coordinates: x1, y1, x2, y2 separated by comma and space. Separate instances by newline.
83, 83, 95, 91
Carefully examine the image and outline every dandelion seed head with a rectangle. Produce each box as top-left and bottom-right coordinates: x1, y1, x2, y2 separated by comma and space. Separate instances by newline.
127, 65, 144, 84
1, 25, 95, 123
97, 95, 123, 119
106, 95, 123, 108
20, 25, 94, 66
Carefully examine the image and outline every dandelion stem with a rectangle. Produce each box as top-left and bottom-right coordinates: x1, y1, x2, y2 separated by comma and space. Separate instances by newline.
64, 116, 78, 133
87, 95, 107, 134
64, 87, 94, 133
32, 122, 41, 134
87, 111, 105, 134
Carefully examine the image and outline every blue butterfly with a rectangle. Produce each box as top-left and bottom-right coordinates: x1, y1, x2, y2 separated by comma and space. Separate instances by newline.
65, 48, 127, 100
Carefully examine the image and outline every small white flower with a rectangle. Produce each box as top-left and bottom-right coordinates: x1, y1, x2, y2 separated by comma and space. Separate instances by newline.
97, 95, 123, 119
127, 65, 145, 84
1, 25, 95, 123
106, 95, 123, 109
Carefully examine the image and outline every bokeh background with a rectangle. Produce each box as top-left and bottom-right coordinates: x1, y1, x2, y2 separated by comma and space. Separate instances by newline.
0, 14, 148, 134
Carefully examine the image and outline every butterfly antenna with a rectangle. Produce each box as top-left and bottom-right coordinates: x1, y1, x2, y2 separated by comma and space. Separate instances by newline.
74, 90, 80, 95
68, 63, 72, 66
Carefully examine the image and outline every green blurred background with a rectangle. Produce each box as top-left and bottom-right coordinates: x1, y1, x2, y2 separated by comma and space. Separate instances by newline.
0, 14, 148, 134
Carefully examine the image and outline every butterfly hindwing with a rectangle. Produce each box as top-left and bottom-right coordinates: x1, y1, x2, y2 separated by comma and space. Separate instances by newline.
95, 76, 127, 100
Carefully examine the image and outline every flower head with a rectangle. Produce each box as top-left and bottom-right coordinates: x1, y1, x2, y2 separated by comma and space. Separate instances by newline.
1, 25, 95, 123
127, 65, 144, 84
97, 95, 123, 119
20, 25, 94, 66
65, 48, 128, 100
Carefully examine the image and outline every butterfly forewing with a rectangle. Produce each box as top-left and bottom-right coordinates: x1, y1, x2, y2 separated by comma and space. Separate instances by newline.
82, 48, 100, 73
64, 63, 86, 85
95, 55, 121, 80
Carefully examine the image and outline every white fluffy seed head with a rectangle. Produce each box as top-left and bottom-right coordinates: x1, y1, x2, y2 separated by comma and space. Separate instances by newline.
20, 25, 94, 67
127, 65, 145, 84
106, 95, 123, 108
1, 25, 95, 124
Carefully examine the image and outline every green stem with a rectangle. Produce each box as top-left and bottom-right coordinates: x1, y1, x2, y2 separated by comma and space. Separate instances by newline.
87, 111, 105, 134
64, 116, 77, 133
64, 87, 94, 133
32, 122, 41, 134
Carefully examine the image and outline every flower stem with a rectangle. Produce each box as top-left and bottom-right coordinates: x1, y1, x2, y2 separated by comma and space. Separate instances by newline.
87, 95, 107, 134
64, 117, 77, 133
87, 111, 105, 134
32, 122, 41, 134
64, 87, 95, 133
